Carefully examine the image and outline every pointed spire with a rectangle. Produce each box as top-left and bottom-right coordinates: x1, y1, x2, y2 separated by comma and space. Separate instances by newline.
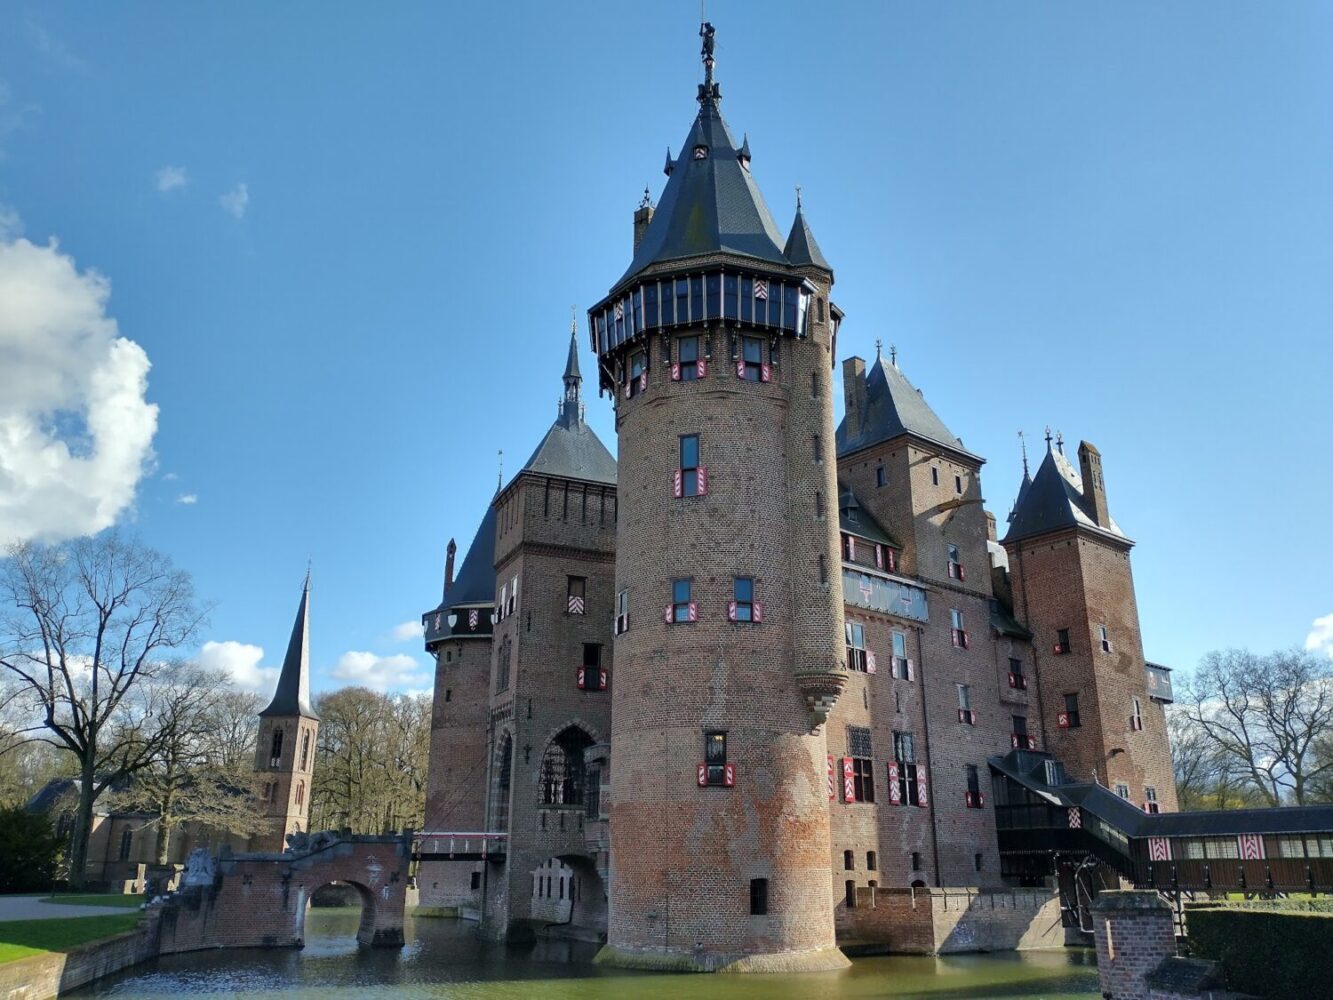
260, 572, 317, 719
664, 147, 673, 176
560, 313, 583, 428
698, 21, 720, 106
738, 133, 751, 167
1019, 430, 1030, 477
784, 191, 831, 271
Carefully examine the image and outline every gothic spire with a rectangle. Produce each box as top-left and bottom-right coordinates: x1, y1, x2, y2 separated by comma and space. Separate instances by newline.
259, 571, 318, 720
784, 193, 831, 271
560, 313, 583, 427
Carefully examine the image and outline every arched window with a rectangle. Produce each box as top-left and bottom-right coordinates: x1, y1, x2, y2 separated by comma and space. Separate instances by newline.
270, 729, 284, 767
300, 731, 311, 771
539, 726, 594, 806
295, 781, 305, 807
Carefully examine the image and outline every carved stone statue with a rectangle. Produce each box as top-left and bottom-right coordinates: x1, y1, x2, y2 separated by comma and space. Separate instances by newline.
181, 848, 216, 887
700, 22, 715, 59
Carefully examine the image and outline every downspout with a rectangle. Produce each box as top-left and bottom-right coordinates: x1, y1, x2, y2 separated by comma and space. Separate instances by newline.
916, 625, 942, 887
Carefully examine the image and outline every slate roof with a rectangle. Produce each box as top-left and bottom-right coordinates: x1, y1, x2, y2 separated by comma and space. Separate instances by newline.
836, 356, 972, 459
260, 574, 317, 720
1003, 443, 1128, 545
441, 503, 497, 609
618, 97, 788, 286
837, 484, 899, 547
784, 204, 830, 271
519, 421, 617, 486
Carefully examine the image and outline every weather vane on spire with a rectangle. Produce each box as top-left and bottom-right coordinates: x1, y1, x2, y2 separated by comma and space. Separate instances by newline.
570, 304, 577, 335
1018, 430, 1029, 476
698, 22, 720, 104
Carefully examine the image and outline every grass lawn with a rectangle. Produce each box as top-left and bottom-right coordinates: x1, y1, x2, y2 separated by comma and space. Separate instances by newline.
40, 893, 145, 909
0, 914, 141, 965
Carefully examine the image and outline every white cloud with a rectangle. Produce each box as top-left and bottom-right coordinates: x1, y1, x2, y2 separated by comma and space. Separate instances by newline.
0, 81, 38, 160
390, 619, 424, 642
219, 183, 249, 219
1306, 614, 1333, 659
155, 165, 188, 193
0, 204, 21, 240
25, 20, 87, 74
162, 471, 178, 481
176, 493, 197, 505
0, 222, 159, 545
199, 640, 278, 693
330, 651, 428, 693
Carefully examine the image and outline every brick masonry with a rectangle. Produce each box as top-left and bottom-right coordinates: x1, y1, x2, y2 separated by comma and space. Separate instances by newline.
1092, 890, 1178, 1000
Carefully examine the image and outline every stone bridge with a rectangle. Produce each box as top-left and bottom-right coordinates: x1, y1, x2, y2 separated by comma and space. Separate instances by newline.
152, 834, 410, 954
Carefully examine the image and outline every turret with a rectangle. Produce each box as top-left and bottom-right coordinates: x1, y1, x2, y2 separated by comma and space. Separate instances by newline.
588, 23, 848, 972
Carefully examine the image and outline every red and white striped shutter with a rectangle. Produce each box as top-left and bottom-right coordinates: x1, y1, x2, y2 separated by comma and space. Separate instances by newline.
888, 762, 901, 804
906, 658, 915, 681
599, 669, 608, 690
727, 601, 738, 621
697, 764, 708, 786
827, 756, 835, 800
671, 362, 681, 381
687, 602, 698, 622
958, 564, 966, 581
760, 362, 771, 383
875, 546, 884, 570
577, 667, 586, 689
888, 549, 897, 572
1068, 807, 1082, 830
673, 469, 683, 498
842, 757, 856, 802
736, 358, 746, 379
752, 601, 763, 622
847, 536, 856, 560
697, 466, 708, 495
916, 771, 929, 807
1147, 837, 1171, 861
663, 604, 674, 624
639, 372, 647, 393
624, 382, 631, 398
1057, 712, 1070, 729
723, 764, 736, 787
866, 650, 877, 674
1238, 834, 1264, 860
961, 630, 969, 649
1010, 734, 1020, 749
698, 357, 708, 378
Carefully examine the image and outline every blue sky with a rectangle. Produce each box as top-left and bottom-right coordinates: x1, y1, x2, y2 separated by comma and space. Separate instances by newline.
1, 2, 1330, 698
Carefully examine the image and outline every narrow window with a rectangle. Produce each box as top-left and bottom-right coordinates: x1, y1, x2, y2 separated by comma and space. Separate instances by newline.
876, 465, 887, 488
628, 350, 646, 397
295, 781, 305, 807
679, 434, 702, 496
1008, 657, 1026, 690
846, 726, 875, 802
892, 631, 911, 680
1056, 628, 1071, 654
957, 683, 974, 724
118, 829, 133, 861
931, 466, 940, 486
702, 730, 729, 786
811, 371, 819, 397
671, 579, 693, 623
471, 872, 481, 891
867, 851, 877, 871
270, 729, 283, 768
1145, 787, 1160, 814
678, 335, 701, 380
946, 543, 965, 582
1099, 624, 1112, 653
1062, 692, 1081, 728
733, 577, 754, 621
843, 849, 855, 871
950, 609, 969, 649
300, 730, 310, 771
740, 335, 765, 381
965, 765, 981, 808
954, 474, 963, 495
845, 880, 857, 909
749, 878, 769, 916
616, 589, 629, 634
911, 851, 922, 871
567, 576, 587, 615
815, 491, 824, 517
1131, 696, 1143, 731
813, 433, 823, 462
844, 621, 867, 672
1013, 715, 1029, 749
445, 688, 452, 702
894, 732, 920, 806
508, 574, 518, 614
818, 553, 827, 583
974, 853, 983, 872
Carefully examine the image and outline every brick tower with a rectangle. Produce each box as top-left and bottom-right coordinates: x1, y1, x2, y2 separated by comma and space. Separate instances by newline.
1003, 435, 1177, 812
587, 24, 849, 971
252, 573, 320, 851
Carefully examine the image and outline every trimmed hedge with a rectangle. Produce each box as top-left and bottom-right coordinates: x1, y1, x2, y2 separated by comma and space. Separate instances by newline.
1186, 905, 1333, 1000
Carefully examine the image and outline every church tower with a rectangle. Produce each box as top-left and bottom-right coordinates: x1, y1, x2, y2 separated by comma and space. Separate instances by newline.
252, 574, 320, 851
588, 24, 848, 971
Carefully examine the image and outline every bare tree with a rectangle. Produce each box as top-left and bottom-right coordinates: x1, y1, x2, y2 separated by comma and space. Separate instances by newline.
1180, 648, 1333, 806
1167, 708, 1267, 810
0, 533, 206, 886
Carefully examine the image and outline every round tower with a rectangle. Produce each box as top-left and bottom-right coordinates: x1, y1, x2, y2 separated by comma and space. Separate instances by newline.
588, 24, 849, 972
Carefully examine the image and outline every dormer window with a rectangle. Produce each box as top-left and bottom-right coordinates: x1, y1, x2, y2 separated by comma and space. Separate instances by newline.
693, 145, 709, 160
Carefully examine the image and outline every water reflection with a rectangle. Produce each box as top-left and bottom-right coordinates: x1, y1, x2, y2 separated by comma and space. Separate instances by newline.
69, 909, 1100, 999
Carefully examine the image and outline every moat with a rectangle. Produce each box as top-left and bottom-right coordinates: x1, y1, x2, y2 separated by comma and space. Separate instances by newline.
69, 909, 1100, 999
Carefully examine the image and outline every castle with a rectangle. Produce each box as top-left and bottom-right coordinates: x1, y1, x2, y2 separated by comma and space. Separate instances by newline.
417, 25, 1176, 969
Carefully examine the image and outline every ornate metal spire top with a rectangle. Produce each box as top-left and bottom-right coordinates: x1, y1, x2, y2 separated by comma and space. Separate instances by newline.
698, 22, 720, 105
1018, 430, 1029, 476
1044, 425, 1053, 447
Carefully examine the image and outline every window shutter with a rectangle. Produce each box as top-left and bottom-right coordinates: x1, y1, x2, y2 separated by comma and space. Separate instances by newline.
760, 362, 772, 383
958, 564, 966, 581
961, 630, 970, 649
673, 469, 683, 498
842, 757, 856, 802
951, 630, 961, 648
599, 669, 608, 690
1010, 733, 1020, 749
697, 764, 708, 787
906, 658, 915, 681
1057, 712, 1071, 729
727, 601, 738, 622
752, 601, 763, 623
698, 357, 708, 378
847, 536, 856, 560
888, 549, 897, 572
888, 762, 901, 804
639, 372, 647, 393
827, 756, 835, 800
723, 764, 736, 787
663, 604, 674, 624
875, 545, 884, 570
916, 771, 929, 807
735, 358, 746, 379
866, 650, 877, 674
697, 466, 708, 495
687, 601, 698, 622
671, 362, 681, 381
1106, 640, 1114, 652
577, 667, 586, 690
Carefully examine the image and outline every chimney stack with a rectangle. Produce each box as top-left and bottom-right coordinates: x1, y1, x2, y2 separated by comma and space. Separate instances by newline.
1077, 441, 1110, 526
633, 199, 655, 252
444, 537, 457, 597
842, 357, 866, 435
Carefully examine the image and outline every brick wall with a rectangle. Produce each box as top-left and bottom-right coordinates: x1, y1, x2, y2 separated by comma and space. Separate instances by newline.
1091, 890, 1178, 1000
836, 886, 1064, 954
0, 923, 157, 1000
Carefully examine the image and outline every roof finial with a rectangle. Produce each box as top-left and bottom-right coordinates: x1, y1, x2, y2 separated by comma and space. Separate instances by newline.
1018, 430, 1029, 476
698, 22, 719, 104
570, 304, 577, 335
497, 449, 503, 491
639, 185, 651, 209
1056, 430, 1064, 455
1044, 425, 1053, 448
890, 343, 898, 367
795, 184, 802, 210
875, 338, 882, 360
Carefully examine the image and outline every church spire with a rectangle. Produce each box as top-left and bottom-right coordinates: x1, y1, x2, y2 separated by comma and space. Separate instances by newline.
259, 571, 318, 720
560, 311, 583, 428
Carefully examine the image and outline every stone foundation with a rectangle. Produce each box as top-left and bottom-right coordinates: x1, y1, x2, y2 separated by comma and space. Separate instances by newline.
839, 886, 1067, 954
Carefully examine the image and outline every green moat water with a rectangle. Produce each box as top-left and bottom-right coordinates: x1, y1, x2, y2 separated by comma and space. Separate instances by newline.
69, 909, 1100, 998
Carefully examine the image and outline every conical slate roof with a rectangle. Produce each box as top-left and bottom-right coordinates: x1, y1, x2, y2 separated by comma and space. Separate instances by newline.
784, 204, 830, 271
1003, 443, 1128, 545
516, 332, 616, 485
563, 328, 581, 382
836, 355, 971, 458
618, 92, 787, 285
442, 504, 497, 608
259, 574, 317, 720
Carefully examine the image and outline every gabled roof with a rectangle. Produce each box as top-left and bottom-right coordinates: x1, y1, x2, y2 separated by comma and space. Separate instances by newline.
618, 96, 788, 286
259, 574, 317, 720
836, 355, 972, 459
783, 204, 830, 271
1003, 443, 1128, 545
837, 483, 899, 547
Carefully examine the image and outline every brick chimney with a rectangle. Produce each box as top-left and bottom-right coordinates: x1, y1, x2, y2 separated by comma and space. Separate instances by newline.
633, 200, 654, 252
443, 537, 457, 596
842, 357, 866, 435
1077, 441, 1110, 527
985, 510, 997, 543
